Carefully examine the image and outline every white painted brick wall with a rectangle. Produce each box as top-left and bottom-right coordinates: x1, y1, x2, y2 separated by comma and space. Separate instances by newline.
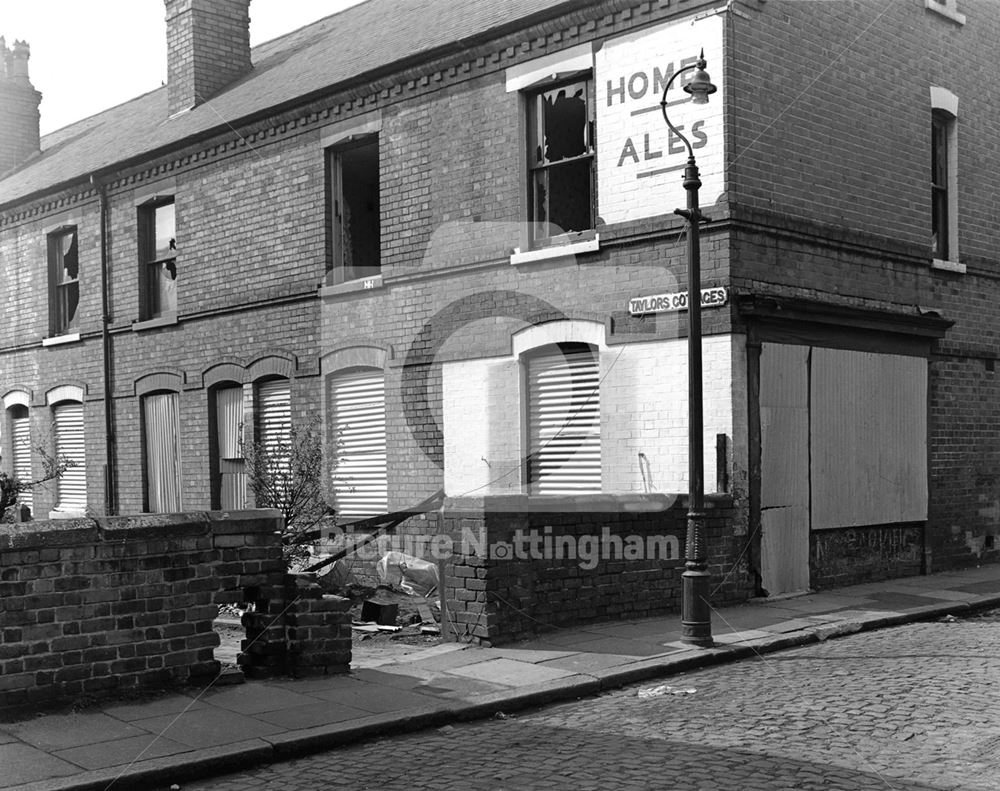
596, 13, 725, 225
443, 332, 742, 498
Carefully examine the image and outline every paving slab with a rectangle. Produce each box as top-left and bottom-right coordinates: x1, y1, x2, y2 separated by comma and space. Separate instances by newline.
764, 595, 874, 613
5, 712, 150, 751
712, 629, 776, 644
254, 701, 374, 730
308, 684, 448, 713
130, 707, 285, 749
955, 579, 1000, 594
101, 693, 209, 722
52, 733, 191, 771
0, 742, 80, 786
487, 648, 586, 664
762, 618, 822, 633
887, 588, 980, 602
188, 682, 321, 715
408, 674, 513, 700
538, 652, 643, 673
863, 590, 946, 609
444, 658, 578, 687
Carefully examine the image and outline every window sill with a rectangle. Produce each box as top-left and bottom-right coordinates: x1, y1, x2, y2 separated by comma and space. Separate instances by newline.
42, 332, 81, 347
931, 258, 966, 273
319, 274, 384, 298
132, 313, 179, 332
510, 233, 600, 266
924, 0, 966, 24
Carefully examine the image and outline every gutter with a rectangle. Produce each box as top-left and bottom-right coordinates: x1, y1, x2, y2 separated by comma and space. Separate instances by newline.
91, 174, 117, 515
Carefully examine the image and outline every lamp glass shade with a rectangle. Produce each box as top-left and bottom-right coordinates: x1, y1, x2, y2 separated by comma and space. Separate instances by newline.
684, 67, 717, 105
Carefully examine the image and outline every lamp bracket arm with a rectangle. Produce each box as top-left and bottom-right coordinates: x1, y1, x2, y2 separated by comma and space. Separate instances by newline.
659, 63, 698, 160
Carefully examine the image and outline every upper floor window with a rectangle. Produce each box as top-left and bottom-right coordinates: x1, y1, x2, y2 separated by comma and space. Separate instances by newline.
48, 227, 79, 336
327, 136, 381, 285
527, 78, 595, 246
931, 111, 951, 261
139, 199, 177, 319
929, 87, 959, 267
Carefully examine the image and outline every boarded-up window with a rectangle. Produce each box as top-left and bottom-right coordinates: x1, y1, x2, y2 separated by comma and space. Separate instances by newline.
256, 378, 291, 472
811, 348, 927, 529
330, 369, 387, 518
10, 406, 32, 511
143, 392, 181, 513
53, 401, 86, 511
214, 385, 246, 510
526, 343, 601, 494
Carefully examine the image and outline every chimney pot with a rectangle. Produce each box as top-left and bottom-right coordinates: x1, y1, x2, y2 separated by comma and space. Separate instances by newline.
0, 34, 42, 176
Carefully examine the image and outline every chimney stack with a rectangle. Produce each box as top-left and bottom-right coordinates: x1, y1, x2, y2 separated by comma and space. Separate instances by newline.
0, 37, 42, 176
164, 0, 252, 116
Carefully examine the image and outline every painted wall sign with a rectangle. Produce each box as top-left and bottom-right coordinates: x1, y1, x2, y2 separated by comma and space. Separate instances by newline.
628, 286, 728, 316
596, 14, 724, 225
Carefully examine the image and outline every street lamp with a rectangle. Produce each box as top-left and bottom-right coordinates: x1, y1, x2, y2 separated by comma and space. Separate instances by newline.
660, 51, 717, 647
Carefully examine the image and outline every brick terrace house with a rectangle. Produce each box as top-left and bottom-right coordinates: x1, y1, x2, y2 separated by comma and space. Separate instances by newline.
1, 0, 998, 642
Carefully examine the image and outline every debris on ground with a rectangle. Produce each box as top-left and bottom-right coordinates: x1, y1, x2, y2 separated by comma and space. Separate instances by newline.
939, 614, 959, 623
376, 551, 439, 597
637, 685, 697, 698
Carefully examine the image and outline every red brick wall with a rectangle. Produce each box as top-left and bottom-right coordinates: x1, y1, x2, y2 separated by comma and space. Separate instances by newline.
438, 494, 751, 645
0, 510, 350, 716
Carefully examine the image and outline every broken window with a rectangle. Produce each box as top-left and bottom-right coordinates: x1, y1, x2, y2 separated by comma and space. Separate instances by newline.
48, 227, 79, 336
327, 136, 381, 284
528, 78, 594, 245
139, 199, 177, 318
931, 109, 953, 260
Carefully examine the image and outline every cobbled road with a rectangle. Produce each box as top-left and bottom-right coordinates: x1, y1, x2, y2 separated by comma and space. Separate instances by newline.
181, 616, 1000, 791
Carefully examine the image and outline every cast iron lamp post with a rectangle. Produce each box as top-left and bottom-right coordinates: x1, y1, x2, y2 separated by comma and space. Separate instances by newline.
660, 51, 717, 647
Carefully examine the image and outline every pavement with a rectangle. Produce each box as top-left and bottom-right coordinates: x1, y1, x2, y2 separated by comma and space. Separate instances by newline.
2, 564, 999, 791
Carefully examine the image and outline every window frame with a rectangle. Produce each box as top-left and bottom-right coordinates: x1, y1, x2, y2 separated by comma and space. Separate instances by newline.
141, 390, 182, 513
524, 74, 597, 249
929, 87, 959, 270
47, 226, 80, 337
138, 197, 178, 320
325, 134, 381, 286
209, 382, 248, 510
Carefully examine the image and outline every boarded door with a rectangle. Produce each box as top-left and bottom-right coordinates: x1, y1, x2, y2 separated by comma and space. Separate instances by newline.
759, 343, 811, 596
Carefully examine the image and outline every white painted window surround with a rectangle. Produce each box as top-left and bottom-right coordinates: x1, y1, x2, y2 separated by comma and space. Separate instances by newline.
925, 0, 966, 25
504, 42, 595, 93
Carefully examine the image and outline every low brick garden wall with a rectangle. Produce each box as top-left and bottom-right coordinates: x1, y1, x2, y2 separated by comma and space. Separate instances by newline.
436, 493, 752, 645
0, 510, 351, 716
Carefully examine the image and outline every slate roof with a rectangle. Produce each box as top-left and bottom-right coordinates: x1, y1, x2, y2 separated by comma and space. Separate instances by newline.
0, 0, 583, 207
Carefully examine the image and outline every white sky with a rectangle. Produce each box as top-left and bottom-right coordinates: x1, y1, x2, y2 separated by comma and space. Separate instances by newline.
1, 1, 367, 135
